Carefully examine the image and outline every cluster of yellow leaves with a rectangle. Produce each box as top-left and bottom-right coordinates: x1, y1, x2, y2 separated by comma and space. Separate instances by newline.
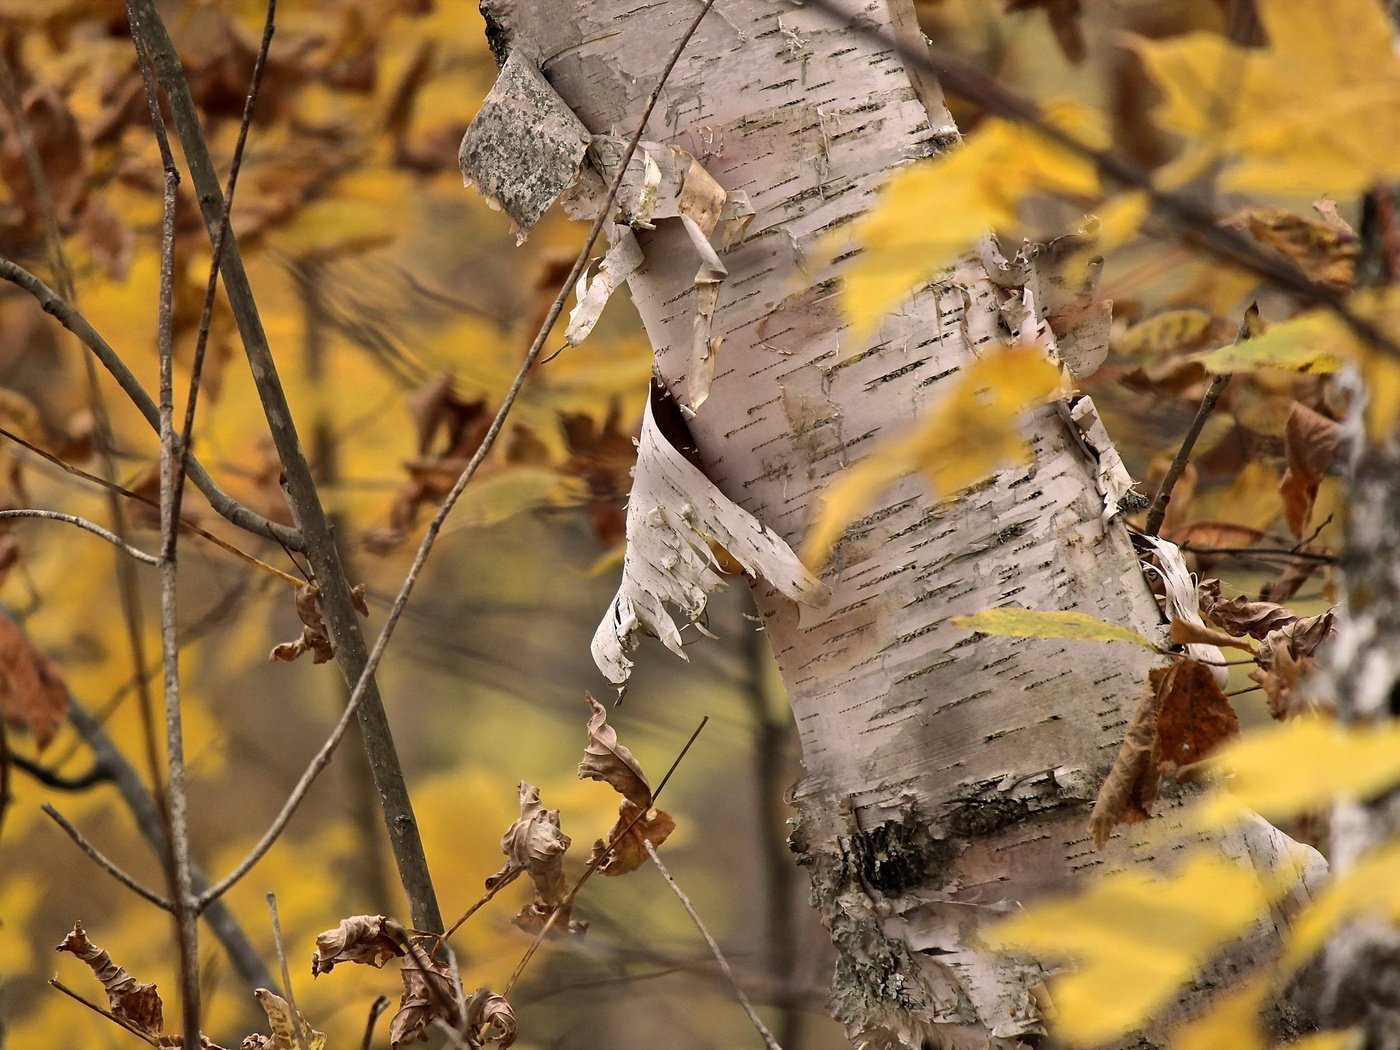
987, 715, 1400, 1048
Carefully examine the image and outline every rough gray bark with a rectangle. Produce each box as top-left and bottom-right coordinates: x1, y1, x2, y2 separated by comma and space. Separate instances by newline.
465, 2, 1309, 1045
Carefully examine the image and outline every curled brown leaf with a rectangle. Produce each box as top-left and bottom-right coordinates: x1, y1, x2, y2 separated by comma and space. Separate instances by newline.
578, 693, 651, 807
1154, 657, 1240, 779
389, 942, 461, 1046
590, 801, 676, 877
488, 783, 589, 939
1279, 402, 1341, 538
1088, 673, 1161, 848
268, 583, 334, 664
311, 914, 408, 975
463, 989, 517, 1049
56, 920, 163, 1036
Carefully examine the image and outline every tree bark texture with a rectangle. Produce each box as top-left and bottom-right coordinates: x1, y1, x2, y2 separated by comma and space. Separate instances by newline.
470, 2, 1310, 1045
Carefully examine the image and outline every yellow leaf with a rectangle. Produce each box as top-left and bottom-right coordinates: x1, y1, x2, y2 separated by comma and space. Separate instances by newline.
985, 851, 1273, 1046
1130, 0, 1400, 197
1196, 289, 1400, 439
950, 608, 1159, 651
1118, 309, 1215, 357
802, 345, 1067, 566
834, 103, 1104, 341
1169, 975, 1268, 1050
1198, 718, 1400, 827
1284, 837, 1400, 972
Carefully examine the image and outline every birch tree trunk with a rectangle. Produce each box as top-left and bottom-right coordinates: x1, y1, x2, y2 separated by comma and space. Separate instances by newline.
466, 2, 1308, 1045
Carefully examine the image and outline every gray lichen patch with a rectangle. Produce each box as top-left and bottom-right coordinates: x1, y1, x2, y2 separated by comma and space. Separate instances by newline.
458, 50, 591, 243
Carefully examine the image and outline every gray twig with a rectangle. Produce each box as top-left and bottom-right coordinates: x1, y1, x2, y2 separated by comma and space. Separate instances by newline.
124, 0, 442, 932
1144, 310, 1253, 537
646, 840, 784, 1050
41, 803, 172, 911
0, 510, 160, 564
266, 893, 313, 1050
127, 15, 201, 1043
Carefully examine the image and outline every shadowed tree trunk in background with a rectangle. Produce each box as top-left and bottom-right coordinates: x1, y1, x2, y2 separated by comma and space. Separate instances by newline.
467, 2, 1312, 1045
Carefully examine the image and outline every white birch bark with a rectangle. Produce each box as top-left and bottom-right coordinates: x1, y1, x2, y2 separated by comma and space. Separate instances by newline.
464, 3, 1311, 1045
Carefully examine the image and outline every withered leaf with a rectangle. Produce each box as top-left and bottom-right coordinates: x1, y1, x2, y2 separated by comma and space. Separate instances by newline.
311, 914, 407, 975
0, 611, 68, 750
56, 920, 163, 1036
1154, 658, 1241, 779
268, 583, 334, 664
488, 783, 588, 939
1199, 583, 1299, 639
590, 801, 676, 877
463, 989, 517, 1049
389, 942, 461, 1046
1088, 672, 1162, 848
251, 988, 326, 1050
1279, 401, 1341, 538
1250, 645, 1321, 721
1224, 203, 1358, 292
578, 693, 652, 807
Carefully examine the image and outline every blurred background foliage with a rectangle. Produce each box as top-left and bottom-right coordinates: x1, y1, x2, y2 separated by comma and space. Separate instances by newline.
0, 0, 1346, 1046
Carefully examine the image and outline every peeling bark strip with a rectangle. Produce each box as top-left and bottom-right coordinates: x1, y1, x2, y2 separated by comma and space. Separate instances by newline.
467, 3, 1302, 1045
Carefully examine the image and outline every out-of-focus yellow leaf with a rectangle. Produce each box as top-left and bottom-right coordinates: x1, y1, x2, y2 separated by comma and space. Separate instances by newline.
1198, 718, 1400, 827
439, 469, 590, 534
1197, 289, 1400, 438
984, 850, 1273, 1046
802, 345, 1067, 565
1284, 838, 1400, 972
1118, 309, 1214, 357
1169, 974, 1268, 1050
1131, 0, 1400, 196
833, 103, 1104, 341
950, 607, 1159, 650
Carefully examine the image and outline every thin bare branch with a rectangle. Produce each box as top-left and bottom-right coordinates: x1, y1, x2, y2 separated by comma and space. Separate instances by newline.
11, 752, 110, 790
171, 0, 277, 545
0, 426, 303, 586
195, 0, 718, 923
361, 995, 391, 1050
266, 894, 312, 1050
42, 804, 172, 910
1144, 310, 1252, 537
646, 840, 784, 1050
0, 259, 304, 549
48, 979, 160, 1047
128, 20, 200, 1043
0, 509, 160, 564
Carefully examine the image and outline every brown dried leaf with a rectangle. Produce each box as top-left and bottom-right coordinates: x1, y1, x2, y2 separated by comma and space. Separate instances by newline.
252, 988, 326, 1050
268, 583, 333, 664
56, 920, 163, 1036
1169, 617, 1255, 653
389, 942, 461, 1046
1250, 647, 1322, 721
1224, 204, 1358, 292
1279, 402, 1341, 537
0, 611, 69, 749
1154, 658, 1241, 779
578, 693, 651, 807
488, 783, 586, 937
1088, 672, 1162, 847
1260, 608, 1337, 664
589, 801, 676, 877
311, 914, 407, 975
1163, 520, 1265, 551
1199, 586, 1299, 639
559, 405, 635, 547
463, 989, 517, 1049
